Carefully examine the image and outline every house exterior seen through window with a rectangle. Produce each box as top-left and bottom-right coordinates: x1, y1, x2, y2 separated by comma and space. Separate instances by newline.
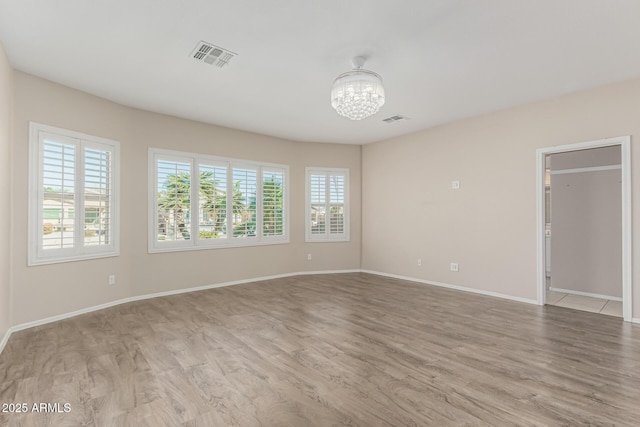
28, 123, 120, 265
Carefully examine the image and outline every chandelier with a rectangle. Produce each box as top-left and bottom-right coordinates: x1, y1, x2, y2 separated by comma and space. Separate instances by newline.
331, 56, 385, 120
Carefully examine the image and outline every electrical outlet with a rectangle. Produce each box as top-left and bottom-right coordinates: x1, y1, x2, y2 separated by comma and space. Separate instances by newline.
450, 263, 459, 272
417, 259, 422, 266
108, 275, 116, 285
307, 253, 312, 261
451, 180, 460, 189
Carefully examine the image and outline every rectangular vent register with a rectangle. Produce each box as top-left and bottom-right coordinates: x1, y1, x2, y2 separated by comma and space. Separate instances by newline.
190, 41, 237, 68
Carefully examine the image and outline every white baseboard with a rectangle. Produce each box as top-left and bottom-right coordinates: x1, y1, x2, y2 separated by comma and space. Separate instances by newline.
118, 269, 362, 306
549, 287, 623, 302
361, 270, 538, 305
0, 328, 11, 355
8, 269, 360, 335
632, 318, 640, 325
4, 269, 631, 358
297, 269, 361, 276
11, 298, 137, 333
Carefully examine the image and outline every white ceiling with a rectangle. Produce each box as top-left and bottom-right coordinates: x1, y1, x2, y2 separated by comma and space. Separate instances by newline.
2, 1, 640, 145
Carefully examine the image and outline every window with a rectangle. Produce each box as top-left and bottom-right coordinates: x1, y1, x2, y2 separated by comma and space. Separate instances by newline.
262, 169, 285, 237
29, 123, 120, 265
149, 148, 288, 252
305, 167, 349, 242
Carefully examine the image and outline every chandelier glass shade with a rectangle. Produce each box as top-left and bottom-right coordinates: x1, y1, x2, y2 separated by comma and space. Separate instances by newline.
331, 57, 385, 121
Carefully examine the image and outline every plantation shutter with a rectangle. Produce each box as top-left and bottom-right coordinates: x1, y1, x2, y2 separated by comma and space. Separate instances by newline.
232, 167, 257, 238
306, 168, 349, 242
156, 158, 192, 242
262, 169, 285, 237
199, 162, 228, 240
310, 174, 327, 236
329, 174, 345, 235
40, 135, 77, 251
83, 145, 112, 246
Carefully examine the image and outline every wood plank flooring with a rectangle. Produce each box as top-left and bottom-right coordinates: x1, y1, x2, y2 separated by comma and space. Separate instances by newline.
1, 272, 640, 426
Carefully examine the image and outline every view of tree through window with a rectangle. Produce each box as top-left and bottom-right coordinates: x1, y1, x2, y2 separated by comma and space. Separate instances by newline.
156, 160, 192, 241
199, 164, 228, 239
262, 171, 285, 237
151, 150, 288, 251
232, 168, 257, 238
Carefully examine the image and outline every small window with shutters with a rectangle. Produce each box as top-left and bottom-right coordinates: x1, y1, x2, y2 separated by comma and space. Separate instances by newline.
29, 123, 120, 265
305, 167, 349, 242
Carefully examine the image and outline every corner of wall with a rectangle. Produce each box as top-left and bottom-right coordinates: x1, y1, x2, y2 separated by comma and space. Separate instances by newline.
0, 40, 14, 351
359, 143, 364, 270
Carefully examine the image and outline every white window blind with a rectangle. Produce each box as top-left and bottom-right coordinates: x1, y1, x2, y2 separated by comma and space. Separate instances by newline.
29, 123, 120, 265
309, 174, 327, 236
199, 162, 228, 240
156, 158, 192, 242
305, 168, 349, 242
84, 146, 113, 247
232, 167, 257, 238
262, 169, 285, 237
41, 139, 76, 250
329, 174, 345, 235
149, 148, 289, 252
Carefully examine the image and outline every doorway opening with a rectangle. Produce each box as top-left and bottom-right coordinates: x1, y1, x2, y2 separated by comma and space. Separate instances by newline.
536, 137, 632, 321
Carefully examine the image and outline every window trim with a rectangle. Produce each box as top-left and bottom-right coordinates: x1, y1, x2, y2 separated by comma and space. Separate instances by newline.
305, 167, 350, 242
148, 148, 289, 253
28, 122, 120, 266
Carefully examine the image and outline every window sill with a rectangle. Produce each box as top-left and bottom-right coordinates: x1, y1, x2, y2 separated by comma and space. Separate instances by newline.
28, 251, 120, 266
148, 238, 290, 254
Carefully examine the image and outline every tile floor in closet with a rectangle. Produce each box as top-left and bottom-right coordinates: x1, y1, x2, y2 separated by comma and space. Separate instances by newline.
546, 290, 622, 317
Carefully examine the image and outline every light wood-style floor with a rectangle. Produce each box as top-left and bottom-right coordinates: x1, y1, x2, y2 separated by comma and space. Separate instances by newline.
1, 273, 640, 426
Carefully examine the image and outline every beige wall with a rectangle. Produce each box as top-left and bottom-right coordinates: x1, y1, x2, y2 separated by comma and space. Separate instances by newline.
11, 72, 361, 325
362, 77, 640, 318
0, 43, 12, 341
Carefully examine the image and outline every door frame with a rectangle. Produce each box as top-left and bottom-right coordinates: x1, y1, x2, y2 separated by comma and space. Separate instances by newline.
536, 136, 632, 321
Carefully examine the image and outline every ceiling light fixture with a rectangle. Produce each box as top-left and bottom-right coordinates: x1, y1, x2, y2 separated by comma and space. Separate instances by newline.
331, 56, 385, 121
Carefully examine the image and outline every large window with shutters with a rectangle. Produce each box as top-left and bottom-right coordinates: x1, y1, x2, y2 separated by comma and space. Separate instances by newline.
305, 167, 349, 242
149, 148, 288, 252
28, 123, 120, 265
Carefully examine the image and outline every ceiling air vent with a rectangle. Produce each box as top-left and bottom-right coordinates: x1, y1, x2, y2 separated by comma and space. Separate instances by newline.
190, 41, 237, 68
382, 115, 410, 124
